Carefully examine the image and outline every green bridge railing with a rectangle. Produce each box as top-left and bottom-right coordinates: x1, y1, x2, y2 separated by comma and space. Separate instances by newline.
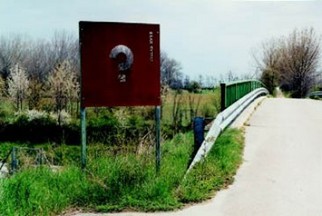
220, 80, 264, 111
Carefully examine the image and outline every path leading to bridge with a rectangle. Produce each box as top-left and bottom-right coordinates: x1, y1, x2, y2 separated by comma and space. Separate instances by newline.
76, 98, 322, 216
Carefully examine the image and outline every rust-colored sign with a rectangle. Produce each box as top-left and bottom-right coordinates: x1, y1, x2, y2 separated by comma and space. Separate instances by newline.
79, 21, 160, 107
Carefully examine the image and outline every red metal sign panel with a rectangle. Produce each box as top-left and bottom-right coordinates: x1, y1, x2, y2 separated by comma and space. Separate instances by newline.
79, 21, 160, 107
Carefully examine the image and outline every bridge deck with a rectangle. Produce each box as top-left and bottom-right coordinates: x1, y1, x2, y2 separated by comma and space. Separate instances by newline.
206, 98, 322, 216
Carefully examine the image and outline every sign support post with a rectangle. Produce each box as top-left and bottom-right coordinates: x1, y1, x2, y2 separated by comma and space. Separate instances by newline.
155, 106, 161, 173
79, 21, 160, 172
81, 107, 86, 169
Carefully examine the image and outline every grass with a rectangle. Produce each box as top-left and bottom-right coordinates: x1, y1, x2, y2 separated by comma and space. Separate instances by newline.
178, 129, 244, 202
0, 128, 244, 215
161, 89, 220, 125
0, 87, 240, 215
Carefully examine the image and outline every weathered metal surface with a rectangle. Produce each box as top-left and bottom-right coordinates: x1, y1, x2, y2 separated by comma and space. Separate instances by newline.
79, 21, 160, 107
0, 163, 8, 178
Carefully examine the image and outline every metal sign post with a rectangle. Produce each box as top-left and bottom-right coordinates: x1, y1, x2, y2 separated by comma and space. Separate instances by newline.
155, 106, 161, 173
79, 21, 161, 172
80, 107, 86, 169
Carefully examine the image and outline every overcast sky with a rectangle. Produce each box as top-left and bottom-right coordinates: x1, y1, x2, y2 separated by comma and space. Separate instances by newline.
1, 0, 321, 80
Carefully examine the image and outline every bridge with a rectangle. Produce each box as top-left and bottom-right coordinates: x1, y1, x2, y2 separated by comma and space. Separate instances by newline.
79, 81, 322, 216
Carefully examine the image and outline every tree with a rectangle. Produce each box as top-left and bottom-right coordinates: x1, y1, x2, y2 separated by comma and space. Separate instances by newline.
48, 60, 79, 125
0, 35, 28, 82
255, 39, 282, 93
255, 28, 320, 97
50, 31, 78, 66
186, 81, 201, 93
280, 28, 320, 97
8, 63, 29, 111
204, 75, 217, 89
183, 75, 191, 89
198, 75, 204, 88
28, 78, 44, 110
0, 76, 4, 97
160, 51, 183, 89
24, 40, 52, 81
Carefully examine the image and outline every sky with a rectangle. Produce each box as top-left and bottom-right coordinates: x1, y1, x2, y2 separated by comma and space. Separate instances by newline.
1, 0, 322, 80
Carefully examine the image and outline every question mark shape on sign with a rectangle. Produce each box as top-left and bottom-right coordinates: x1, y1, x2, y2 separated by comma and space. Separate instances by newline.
109, 45, 134, 83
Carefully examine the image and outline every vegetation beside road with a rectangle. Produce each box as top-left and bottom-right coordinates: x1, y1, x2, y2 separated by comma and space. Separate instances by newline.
0, 129, 244, 215
0, 71, 244, 215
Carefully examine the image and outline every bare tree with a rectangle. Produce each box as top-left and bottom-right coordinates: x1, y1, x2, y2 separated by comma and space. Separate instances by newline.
254, 39, 282, 93
205, 75, 217, 89
198, 75, 204, 88
0, 76, 4, 97
50, 31, 78, 69
279, 28, 320, 97
255, 28, 320, 97
0, 35, 28, 81
24, 40, 52, 81
48, 60, 79, 125
160, 51, 183, 88
22, 40, 51, 109
8, 63, 29, 111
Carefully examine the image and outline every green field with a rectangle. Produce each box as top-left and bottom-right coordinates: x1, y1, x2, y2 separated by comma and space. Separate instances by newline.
0, 88, 245, 215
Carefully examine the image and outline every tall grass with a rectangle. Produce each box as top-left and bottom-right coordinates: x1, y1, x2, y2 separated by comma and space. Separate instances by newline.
0, 129, 244, 215
162, 89, 220, 126
178, 129, 244, 202
0, 166, 86, 216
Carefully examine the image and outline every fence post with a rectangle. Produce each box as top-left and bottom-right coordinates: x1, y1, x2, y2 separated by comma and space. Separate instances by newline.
220, 83, 226, 111
193, 117, 205, 153
11, 147, 17, 174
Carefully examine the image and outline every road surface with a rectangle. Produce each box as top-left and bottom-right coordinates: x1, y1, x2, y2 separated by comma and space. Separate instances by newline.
76, 98, 322, 216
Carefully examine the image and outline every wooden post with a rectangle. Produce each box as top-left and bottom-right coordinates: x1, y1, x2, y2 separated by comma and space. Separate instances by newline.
220, 83, 226, 111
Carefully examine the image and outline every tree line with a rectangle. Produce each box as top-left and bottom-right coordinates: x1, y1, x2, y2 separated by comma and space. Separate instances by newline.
0, 32, 220, 118
255, 28, 321, 97
0, 32, 79, 117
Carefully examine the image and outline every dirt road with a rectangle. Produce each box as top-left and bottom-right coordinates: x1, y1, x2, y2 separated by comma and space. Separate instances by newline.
77, 98, 322, 216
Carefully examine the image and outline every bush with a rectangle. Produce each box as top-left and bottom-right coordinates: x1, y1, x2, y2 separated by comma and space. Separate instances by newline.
0, 107, 153, 146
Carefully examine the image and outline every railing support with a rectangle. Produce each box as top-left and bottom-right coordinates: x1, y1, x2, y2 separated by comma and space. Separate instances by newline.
221, 80, 265, 110
11, 147, 17, 174
220, 83, 226, 111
